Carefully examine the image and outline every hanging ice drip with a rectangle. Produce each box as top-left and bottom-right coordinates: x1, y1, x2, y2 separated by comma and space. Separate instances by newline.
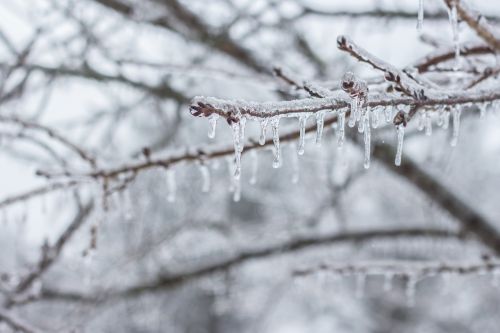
341, 72, 371, 168
341, 72, 369, 129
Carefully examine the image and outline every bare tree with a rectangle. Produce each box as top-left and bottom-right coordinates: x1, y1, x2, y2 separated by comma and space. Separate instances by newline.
0, 0, 500, 332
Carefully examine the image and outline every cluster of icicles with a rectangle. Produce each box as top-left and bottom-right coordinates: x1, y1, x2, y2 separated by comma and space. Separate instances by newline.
293, 265, 500, 307
163, 1, 479, 203
161, 99, 497, 204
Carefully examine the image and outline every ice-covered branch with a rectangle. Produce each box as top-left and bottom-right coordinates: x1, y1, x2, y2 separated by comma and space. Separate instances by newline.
190, 89, 500, 126
337, 35, 426, 99
38, 228, 459, 303
293, 258, 500, 279
299, 6, 500, 24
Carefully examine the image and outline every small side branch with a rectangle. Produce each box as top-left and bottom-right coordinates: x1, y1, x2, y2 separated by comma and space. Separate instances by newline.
294, 259, 500, 278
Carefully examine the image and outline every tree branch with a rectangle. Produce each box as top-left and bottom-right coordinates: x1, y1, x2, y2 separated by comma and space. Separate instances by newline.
38, 228, 459, 303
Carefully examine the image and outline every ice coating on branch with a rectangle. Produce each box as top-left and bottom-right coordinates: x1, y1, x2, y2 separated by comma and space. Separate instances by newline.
249, 149, 258, 185
271, 118, 281, 168
315, 111, 325, 145
363, 111, 371, 169
395, 125, 405, 166
207, 114, 219, 139
297, 116, 307, 155
190, 95, 348, 121
166, 169, 176, 203
341, 72, 368, 129
199, 164, 210, 193
417, 0, 424, 33
451, 106, 462, 147
448, 2, 461, 67
425, 112, 432, 136
337, 109, 346, 147
259, 119, 268, 145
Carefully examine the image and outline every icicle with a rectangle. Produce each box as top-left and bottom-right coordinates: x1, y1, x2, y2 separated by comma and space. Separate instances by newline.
405, 275, 418, 307
239, 117, 246, 152
448, 1, 460, 67
249, 149, 258, 185
226, 157, 235, 193
450, 106, 461, 147
425, 112, 432, 136
385, 105, 393, 123
207, 114, 219, 139
355, 274, 366, 299
199, 164, 210, 193
417, 110, 425, 131
315, 112, 325, 145
337, 110, 346, 147
363, 111, 371, 169
358, 110, 365, 133
271, 118, 281, 168
291, 145, 300, 184
443, 110, 450, 129
348, 97, 359, 128
372, 107, 380, 128
480, 103, 488, 119
166, 169, 176, 203
417, 0, 424, 33
395, 125, 405, 166
437, 108, 445, 127
231, 118, 246, 179
297, 116, 307, 155
383, 273, 394, 292
259, 119, 268, 145
233, 176, 241, 202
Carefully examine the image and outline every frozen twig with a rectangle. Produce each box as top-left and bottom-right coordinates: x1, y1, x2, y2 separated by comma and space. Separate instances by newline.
293, 258, 500, 278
